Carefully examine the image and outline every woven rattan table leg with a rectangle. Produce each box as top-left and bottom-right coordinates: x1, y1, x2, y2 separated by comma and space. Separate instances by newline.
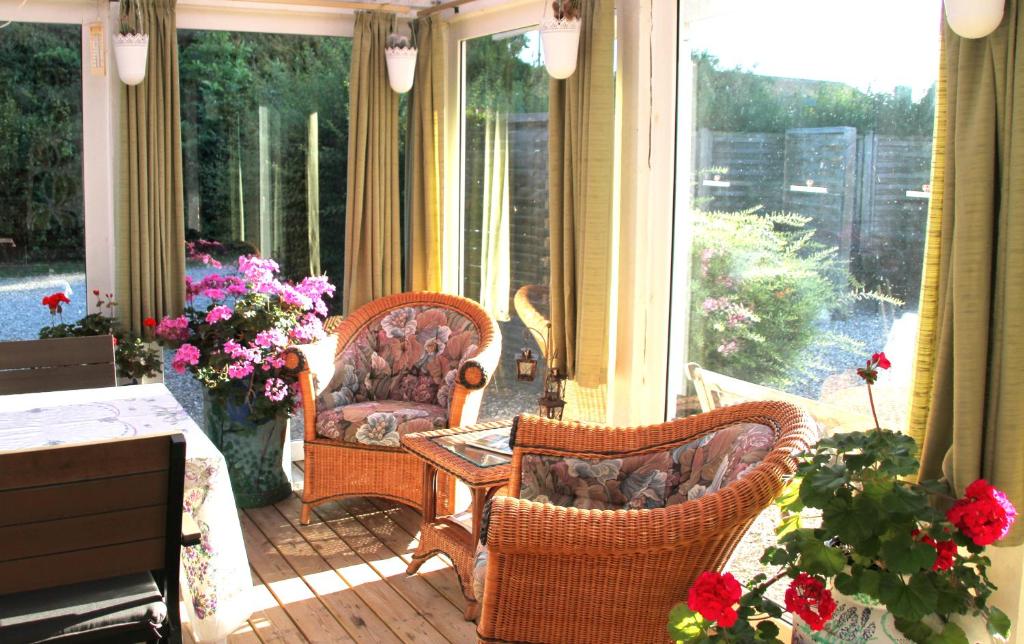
407, 461, 438, 575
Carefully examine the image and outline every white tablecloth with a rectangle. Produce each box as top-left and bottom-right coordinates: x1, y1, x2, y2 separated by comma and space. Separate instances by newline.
0, 384, 253, 642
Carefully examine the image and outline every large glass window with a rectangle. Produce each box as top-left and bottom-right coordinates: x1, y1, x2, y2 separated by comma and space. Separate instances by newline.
0, 22, 85, 339
672, 0, 940, 601
178, 30, 350, 309
460, 29, 549, 420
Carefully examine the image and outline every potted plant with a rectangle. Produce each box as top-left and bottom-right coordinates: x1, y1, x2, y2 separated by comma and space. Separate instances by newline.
384, 31, 417, 94
668, 353, 1017, 643
38, 290, 162, 384
112, 0, 149, 86
540, 0, 582, 79
154, 255, 335, 508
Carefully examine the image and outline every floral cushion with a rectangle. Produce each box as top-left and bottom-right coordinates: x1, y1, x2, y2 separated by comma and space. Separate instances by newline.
519, 422, 776, 510
315, 400, 448, 447
318, 306, 481, 414
473, 546, 488, 601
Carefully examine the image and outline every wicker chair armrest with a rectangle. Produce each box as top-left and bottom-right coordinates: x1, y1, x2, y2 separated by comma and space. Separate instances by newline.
457, 327, 502, 390
283, 334, 340, 399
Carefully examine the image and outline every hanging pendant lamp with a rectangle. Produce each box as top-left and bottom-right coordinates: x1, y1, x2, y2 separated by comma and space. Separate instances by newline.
945, 0, 1004, 39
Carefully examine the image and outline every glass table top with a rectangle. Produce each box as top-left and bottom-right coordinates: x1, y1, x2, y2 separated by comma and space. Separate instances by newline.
431, 425, 513, 468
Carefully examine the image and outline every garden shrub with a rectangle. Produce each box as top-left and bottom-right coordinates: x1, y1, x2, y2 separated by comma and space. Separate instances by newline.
688, 208, 854, 388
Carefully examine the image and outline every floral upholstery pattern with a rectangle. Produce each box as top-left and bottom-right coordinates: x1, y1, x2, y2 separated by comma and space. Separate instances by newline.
315, 400, 448, 447
315, 306, 481, 444
519, 422, 776, 510
473, 546, 488, 601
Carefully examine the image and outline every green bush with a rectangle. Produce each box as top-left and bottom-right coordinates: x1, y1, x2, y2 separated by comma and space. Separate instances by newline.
688, 208, 851, 388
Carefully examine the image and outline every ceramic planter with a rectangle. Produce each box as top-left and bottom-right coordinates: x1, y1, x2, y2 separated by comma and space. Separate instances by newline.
540, 16, 581, 79
203, 390, 291, 508
385, 46, 417, 94
112, 32, 149, 85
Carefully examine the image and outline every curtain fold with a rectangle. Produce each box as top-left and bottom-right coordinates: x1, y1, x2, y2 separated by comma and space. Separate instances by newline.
407, 15, 446, 292
479, 112, 511, 321
548, 0, 615, 387
912, 3, 1024, 545
344, 12, 401, 314
116, 0, 185, 334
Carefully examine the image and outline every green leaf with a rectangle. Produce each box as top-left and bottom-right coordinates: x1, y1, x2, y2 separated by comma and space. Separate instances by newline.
667, 603, 706, 642
755, 620, 780, 640
893, 617, 936, 643
799, 540, 846, 576
878, 574, 937, 621
776, 512, 802, 538
880, 533, 937, 574
929, 622, 968, 644
987, 606, 1012, 639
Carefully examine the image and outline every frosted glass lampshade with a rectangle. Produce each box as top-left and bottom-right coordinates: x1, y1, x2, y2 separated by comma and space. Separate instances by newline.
945, 0, 1004, 39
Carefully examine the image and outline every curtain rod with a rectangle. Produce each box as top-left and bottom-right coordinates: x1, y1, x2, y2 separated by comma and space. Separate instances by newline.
118, 0, 433, 15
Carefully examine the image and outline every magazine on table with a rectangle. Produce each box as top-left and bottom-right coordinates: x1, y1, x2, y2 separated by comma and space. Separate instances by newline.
463, 430, 513, 456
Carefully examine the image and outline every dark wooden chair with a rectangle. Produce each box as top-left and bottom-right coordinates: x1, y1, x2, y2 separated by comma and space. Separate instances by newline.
0, 433, 196, 643
0, 335, 117, 395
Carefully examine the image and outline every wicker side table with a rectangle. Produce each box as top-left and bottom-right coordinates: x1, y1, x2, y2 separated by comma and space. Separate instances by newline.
401, 420, 513, 621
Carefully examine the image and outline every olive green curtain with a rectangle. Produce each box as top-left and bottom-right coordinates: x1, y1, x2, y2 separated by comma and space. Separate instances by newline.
548, 0, 615, 387
913, 5, 1024, 545
344, 12, 401, 314
406, 15, 446, 292
479, 112, 511, 321
116, 0, 185, 335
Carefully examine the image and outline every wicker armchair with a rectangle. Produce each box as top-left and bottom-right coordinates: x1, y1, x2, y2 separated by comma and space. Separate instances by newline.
475, 402, 816, 644
285, 292, 501, 524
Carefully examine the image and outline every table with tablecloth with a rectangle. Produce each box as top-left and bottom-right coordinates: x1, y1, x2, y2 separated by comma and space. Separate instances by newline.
0, 383, 252, 641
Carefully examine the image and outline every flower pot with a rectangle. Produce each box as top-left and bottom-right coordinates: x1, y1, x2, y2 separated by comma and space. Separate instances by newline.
385, 47, 417, 94
112, 32, 149, 85
540, 16, 581, 79
792, 591, 910, 644
203, 391, 291, 508
945, 0, 1004, 39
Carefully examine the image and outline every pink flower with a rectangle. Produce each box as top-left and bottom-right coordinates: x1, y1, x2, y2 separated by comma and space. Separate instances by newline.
201, 288, 225, 300
254, 329, 287, 349
227, 361, 254, 380
156, 315, 191, 342
717, 340, 739, 356
205, 305, 234, 324
171, 344, 201, 373
264, 377, 289, 402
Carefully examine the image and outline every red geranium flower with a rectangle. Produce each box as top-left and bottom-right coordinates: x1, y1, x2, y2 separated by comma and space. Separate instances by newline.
947, 479, 1017, 546
856, 352, 891, 385
687, 571, 741, 628
912, 529, 956, 571
871, 352, 891, 370
92, 289, 100, 296
143, 317, 157, 328
785, 573, 836, 631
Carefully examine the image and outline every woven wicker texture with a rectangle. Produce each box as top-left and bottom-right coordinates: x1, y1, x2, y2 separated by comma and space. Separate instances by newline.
288, 292, 501, 523
477, 401, 816, 644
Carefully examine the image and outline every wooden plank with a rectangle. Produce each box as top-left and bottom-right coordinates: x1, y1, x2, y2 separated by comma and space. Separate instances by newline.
0, 470, 167, 526
0, 504, 166, 561
312, 500, 477, 642
0, 363, 117, 395
0, 435, 171, 490
240, 513, 356, 643
346, 498, 467, 609
245, 566, 308, 644
0, 335, 115, 370
275, 494, 449, 643
0, 537, 164, 594
225, 0, 426, 12
246, 504, 406, 644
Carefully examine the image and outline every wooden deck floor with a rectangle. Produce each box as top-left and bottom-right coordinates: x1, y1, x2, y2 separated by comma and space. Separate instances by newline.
182, 463, 477, 644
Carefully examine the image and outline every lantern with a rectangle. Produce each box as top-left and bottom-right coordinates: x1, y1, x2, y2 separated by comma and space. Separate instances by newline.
538, 367, 567, 420
516, 347, 538, 382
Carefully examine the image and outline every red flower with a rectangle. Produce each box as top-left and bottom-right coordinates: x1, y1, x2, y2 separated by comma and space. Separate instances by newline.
92, 289, 100, 296
856, 352, 892, 384
41, 292, 70, 312
912, 529, 957, 571
143, 317, 157, 328
947, 479, 1017, 546
872, 352, 891, 370
785, 573, 836, 631
687, 571, 741, 628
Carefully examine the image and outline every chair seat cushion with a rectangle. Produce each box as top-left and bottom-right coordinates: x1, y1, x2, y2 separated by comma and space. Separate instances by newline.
473, 546, 489, 602
315, 400, 449, 447
0, 573, 166, 643
519, 421, 777, 510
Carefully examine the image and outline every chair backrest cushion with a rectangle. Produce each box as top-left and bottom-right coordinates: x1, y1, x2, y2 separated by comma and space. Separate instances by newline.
321, 305, 481, 411
518, 422, 776, 510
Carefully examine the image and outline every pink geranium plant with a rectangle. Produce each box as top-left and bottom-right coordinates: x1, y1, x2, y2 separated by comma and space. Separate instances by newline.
154, 255, 334, 422
669, 353, 1016, 643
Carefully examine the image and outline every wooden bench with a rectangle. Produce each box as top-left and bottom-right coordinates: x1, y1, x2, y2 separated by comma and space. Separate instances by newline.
0, 335, 117, 394
0, 433, 189, 643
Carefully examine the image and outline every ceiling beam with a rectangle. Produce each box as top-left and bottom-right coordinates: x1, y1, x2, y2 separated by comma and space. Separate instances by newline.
218, 0, 431, 14
417, 0, 476, 17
